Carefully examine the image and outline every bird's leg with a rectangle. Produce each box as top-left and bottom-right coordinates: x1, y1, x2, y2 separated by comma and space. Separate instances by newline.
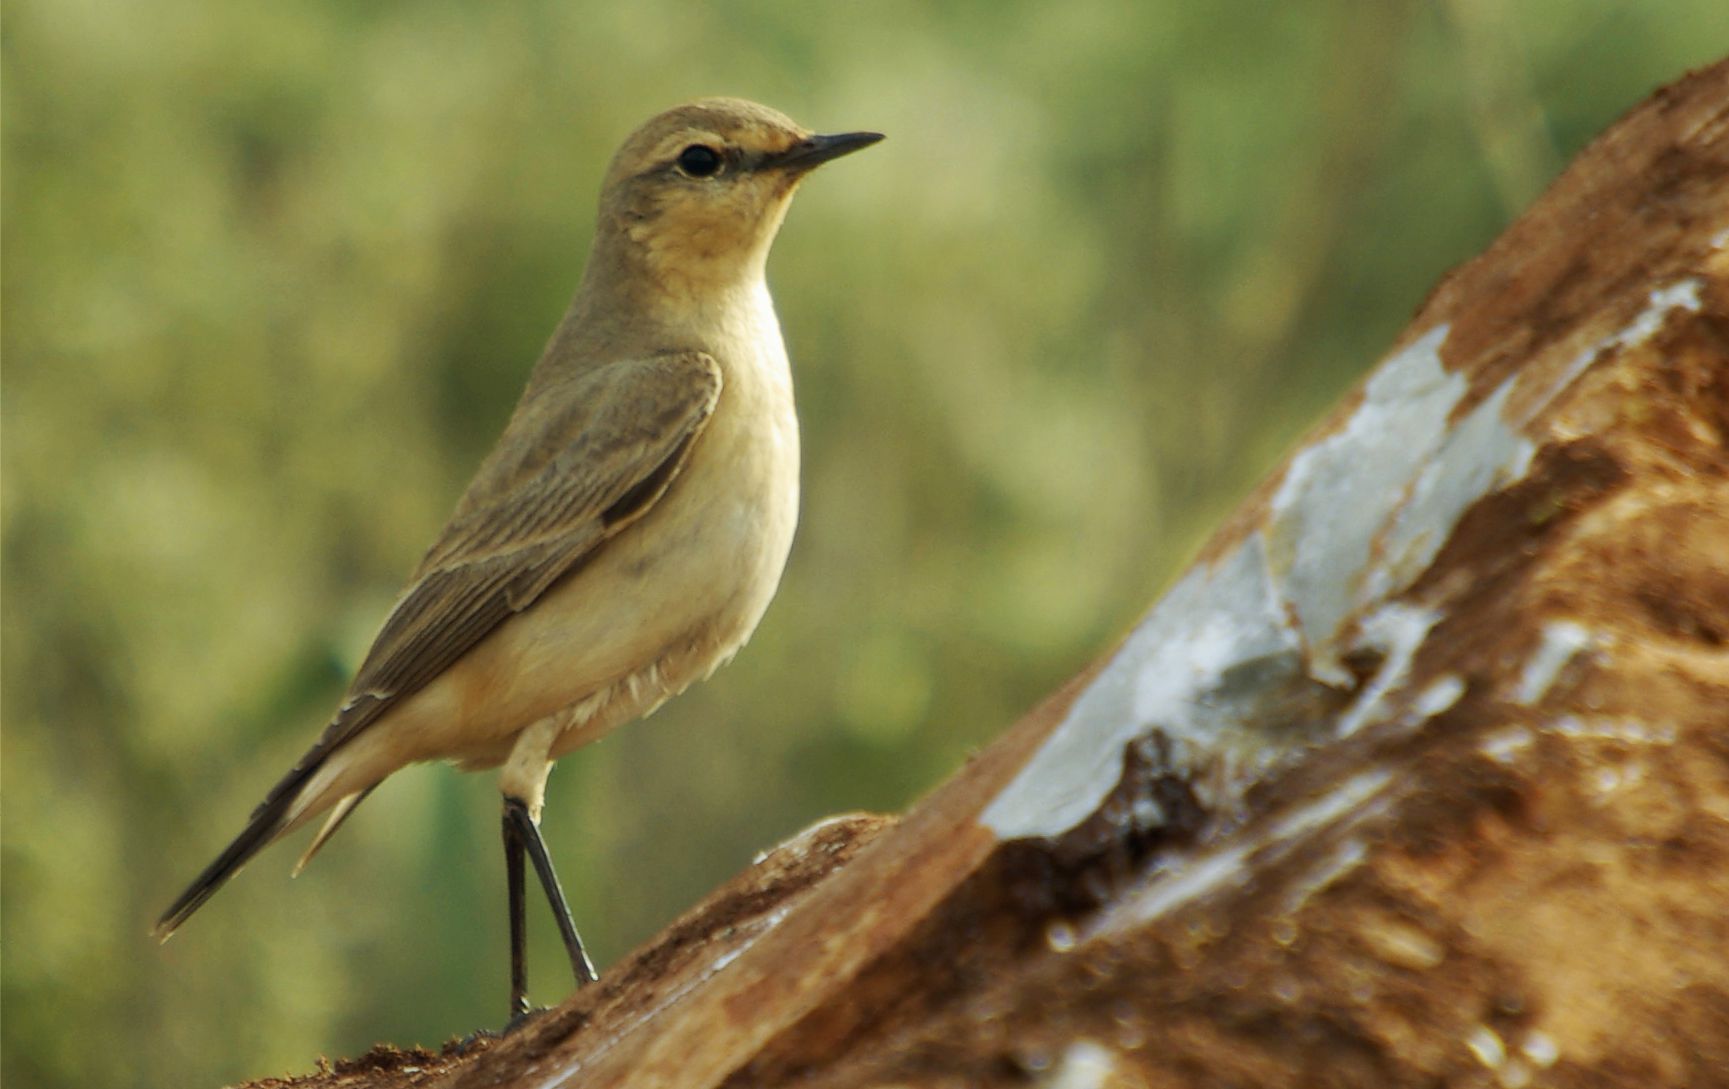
497, 720, 597, 1022
502, 802, 530, 1023
503, 795, 599, 988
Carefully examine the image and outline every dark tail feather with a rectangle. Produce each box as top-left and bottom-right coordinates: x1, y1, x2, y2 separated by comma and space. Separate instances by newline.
153, 755, 328, 942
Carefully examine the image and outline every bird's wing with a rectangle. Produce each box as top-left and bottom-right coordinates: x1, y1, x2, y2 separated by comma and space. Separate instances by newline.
321, 350, 722, 752
153, 351, 722, 941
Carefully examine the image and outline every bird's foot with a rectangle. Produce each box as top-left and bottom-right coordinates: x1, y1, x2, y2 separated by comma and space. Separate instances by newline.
450, 1027, 499, 1055
505, 1003, 552, 1036
449, 1005, 550, 1054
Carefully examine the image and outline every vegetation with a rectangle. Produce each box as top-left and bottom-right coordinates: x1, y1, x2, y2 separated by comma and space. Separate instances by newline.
3, 3, 1721, 1086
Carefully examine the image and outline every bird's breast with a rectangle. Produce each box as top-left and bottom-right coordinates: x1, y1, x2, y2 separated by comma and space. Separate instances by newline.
522, 302, 800, 755
639, 306, 801, 638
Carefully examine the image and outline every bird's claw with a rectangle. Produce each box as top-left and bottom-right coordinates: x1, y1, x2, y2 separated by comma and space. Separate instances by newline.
505, 1003, 551, 1035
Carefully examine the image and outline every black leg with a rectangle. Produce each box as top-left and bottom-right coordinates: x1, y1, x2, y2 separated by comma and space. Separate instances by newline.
504, 796, 599, 991
502, 803, 530, 1022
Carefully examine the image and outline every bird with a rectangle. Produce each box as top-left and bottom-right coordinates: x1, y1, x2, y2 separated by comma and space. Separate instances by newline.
154, 97, 882, 1022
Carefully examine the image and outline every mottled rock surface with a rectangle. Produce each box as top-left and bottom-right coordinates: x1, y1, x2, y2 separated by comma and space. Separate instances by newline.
234, 58, 1729, 1089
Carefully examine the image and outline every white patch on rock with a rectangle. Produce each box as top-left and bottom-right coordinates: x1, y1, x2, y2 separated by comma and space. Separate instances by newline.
1413, 674, 1466, 718
1100, 768, 1391, 934
1037, 1040, 1120, 1089
981, 533, 1302, 838
1268, 768, 1394, 843
1549, 715, 1677, 744
1269, 325, 1460, 684
1098, 841, 1255, 931
1335, 604, 1442, 737
1531, 277, 1703, 413
1624, 279, 1703, 346
1512, 620, 1596, 705
1282, 837, 1369, 914
981, 279, 1703, 845
1522, 1031, 1560, 1067
1467, 1024, 1507, 1068
1482, 725, 1535, 764
1366, 376, 1534, 609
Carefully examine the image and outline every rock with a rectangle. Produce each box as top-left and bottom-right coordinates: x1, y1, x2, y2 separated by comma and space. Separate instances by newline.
236, 56, 1729, 1089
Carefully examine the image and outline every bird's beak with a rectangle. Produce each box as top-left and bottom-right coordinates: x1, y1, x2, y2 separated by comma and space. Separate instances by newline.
767, 131, 885, 175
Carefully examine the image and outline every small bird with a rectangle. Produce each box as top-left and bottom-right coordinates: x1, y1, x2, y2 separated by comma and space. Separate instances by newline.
155, 98, 881, 1021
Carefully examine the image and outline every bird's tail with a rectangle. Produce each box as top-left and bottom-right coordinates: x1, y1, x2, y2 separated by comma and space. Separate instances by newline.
152, 749, 355, 942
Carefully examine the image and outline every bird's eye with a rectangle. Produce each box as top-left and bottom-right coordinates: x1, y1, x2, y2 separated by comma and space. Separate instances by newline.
676, 144, 724, 178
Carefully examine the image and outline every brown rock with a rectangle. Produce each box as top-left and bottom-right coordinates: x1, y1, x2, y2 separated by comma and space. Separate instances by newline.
234, 57, 1729, 1089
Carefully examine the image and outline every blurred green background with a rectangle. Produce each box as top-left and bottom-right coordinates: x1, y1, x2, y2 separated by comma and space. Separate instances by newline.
4, 2, 1723, 1086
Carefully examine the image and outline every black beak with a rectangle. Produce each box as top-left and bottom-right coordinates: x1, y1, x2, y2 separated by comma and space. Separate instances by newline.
768, 131, 884, 174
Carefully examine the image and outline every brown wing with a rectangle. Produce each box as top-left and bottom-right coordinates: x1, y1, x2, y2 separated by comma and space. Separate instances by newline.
322, 350, 722, 751
153, 351, 722, 940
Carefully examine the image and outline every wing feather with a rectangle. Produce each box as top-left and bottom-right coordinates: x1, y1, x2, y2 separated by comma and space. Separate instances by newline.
315, 351, 722, 753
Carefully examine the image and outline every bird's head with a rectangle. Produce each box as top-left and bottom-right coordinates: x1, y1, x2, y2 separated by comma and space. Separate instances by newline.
594, 98, 881, 295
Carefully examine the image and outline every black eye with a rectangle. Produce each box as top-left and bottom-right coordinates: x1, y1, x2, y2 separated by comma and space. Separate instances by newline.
676, 144, 724, 178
